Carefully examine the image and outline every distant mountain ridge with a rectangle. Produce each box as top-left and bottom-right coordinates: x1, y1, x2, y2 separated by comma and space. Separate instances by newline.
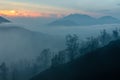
98, 16, 120, 24
0, 16, 10, 23
48, 14, 120, 26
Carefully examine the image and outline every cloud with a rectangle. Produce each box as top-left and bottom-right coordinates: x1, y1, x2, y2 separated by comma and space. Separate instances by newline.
0, 1, 90, 18
0, 10, 51, 18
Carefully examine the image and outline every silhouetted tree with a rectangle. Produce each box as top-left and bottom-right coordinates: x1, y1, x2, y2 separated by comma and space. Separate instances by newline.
87, 37, 99, 52
112, 29, 119, 40
80, 36, 99, 54
51, 50, 67, 67
11, 66, 18, 80
36, 49, 52, 71
66, 34, 79, 61
51, 54, 60, 67
99, 29, 111, 46
0, 62, 8, 80
58, 50, 68, 64
32, 63, 39, 75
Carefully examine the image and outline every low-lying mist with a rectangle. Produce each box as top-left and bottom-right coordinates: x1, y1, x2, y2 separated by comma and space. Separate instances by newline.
1, 23, 120, 63
0, 22, 120, 80
0, 24, 65, 64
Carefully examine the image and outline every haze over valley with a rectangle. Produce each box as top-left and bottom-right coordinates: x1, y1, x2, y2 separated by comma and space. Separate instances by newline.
0, 0, 120, 80
0, 14, 120, 64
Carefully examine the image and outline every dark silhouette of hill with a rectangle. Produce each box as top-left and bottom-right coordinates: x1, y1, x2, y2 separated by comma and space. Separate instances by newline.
0, 16, 10, 23
48, 14, 120, 26
31, 39, 120, 80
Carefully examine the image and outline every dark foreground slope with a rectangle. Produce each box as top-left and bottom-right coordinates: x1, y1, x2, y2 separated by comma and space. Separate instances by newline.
31, 40, 120, 80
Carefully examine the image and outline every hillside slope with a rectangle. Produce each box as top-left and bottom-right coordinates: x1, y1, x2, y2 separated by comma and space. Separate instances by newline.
0, 16, 10, 23
31, 39, 120, 80
0, 26, 64, 64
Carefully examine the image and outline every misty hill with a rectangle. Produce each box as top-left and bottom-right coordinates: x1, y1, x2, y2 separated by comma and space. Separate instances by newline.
98, 16, 120, 24
31, 39, 120, 80
0, 26, 39, 63
0, 26, 64, 63
48, 14, 120, 26
0, 16, 10, 23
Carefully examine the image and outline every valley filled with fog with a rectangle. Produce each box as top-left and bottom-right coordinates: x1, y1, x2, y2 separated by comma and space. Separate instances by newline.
1, 21, 120, 55
1, 22, 120, 63
0, 24, 65, 63
1, 0, 120, 80
0, 17, 120, 80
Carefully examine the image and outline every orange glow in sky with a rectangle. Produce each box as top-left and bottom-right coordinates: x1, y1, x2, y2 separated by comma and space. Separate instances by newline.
0, 10, 50, 17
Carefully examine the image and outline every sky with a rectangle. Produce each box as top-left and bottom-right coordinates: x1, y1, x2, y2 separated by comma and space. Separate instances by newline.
0, 0, 120, 18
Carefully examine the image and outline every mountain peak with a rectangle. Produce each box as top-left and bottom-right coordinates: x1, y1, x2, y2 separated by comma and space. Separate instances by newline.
99, 16, 118, 20
64, 13, 94, 20
98, 16, 120, 24
48, 14, 120, 26
66, 13, 90, 17
48, 14, 96, 26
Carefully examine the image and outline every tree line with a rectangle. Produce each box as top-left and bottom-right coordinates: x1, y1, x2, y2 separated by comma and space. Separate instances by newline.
0, 28, 120, 80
